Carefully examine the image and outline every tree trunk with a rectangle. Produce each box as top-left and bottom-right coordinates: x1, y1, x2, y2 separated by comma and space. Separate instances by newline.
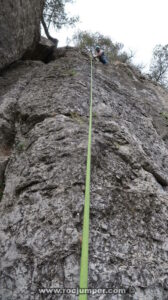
41, 16, 58, 47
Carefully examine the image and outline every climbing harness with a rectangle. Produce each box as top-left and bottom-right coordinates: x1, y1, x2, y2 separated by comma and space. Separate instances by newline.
79, 56, 93, 300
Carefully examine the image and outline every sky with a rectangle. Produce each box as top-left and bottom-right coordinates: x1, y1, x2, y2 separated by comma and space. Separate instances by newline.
48, 0, 168, 71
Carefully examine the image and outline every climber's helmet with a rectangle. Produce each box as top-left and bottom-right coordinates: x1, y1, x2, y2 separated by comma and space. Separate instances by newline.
95, 46, 100, 52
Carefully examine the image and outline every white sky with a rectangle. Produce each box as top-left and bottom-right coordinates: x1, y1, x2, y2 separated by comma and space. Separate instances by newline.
49, 0, 168, 71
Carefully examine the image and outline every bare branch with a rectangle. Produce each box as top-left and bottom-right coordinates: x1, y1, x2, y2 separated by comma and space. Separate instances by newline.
41, 15, 58, 46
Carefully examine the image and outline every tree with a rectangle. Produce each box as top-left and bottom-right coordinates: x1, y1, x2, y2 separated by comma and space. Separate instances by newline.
72, 30, 134, 64
42, 0, 79, 46
149, 44, 168, 87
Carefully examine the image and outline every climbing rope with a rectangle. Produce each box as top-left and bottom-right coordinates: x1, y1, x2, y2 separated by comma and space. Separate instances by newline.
79, 56, 93, 300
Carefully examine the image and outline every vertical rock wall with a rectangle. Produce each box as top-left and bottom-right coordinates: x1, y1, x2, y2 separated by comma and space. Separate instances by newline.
0, 49, 168, 299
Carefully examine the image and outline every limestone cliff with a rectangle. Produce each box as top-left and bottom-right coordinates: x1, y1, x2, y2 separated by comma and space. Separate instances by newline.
0, 0, 44, 70
0, 48, 168, 300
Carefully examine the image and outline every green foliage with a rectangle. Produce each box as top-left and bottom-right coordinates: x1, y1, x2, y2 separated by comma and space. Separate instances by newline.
93, 112, 97, 118
16, 142, 25, 152
60, 68, 77, 77
70, 112, 85, 124
113, 142, 120, 150
72, 30, 134, 64
160, 111, 168, 121
149, 44, 168, 87
43, 0, 79, 31
65, 69, 77, 76
68, 69, 76, 76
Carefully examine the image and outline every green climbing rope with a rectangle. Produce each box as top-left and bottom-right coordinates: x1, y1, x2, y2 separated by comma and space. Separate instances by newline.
79, 57, 93, 300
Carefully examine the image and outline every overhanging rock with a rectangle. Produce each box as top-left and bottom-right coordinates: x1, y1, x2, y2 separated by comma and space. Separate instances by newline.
0, 0, 44, 70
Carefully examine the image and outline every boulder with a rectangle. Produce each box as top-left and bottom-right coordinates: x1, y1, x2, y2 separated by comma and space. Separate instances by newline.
0, 0, 44, 70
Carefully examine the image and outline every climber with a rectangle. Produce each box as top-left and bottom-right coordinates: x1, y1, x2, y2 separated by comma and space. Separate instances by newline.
94, 46, 108, 64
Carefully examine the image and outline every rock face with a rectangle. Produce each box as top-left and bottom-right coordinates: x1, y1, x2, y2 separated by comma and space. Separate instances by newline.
23, 37, 57, 63
0, 0, 44, 70
0, 48, 168, 300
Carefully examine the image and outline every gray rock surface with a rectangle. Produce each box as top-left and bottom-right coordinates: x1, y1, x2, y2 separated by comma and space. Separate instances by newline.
0, 0, 44, 70
23, 37, 58, 63
0, 48, 168, 299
